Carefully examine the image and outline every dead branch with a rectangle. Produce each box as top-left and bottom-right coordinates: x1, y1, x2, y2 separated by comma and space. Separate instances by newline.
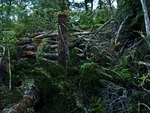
115, 16, 128, 44
74, 47, 83, 53
138, 102, 150, 111
96, 18, 113, 33
128, 39, 143, 50
137, 61, 150, 67
100, 83, 128, 112
84, 18, 113, 54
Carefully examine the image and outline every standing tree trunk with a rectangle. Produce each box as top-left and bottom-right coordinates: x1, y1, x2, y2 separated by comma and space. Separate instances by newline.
85, 0, 88, 11
140, 0, 150, 37
58, 14, 68, 75
90, 0, 93, 10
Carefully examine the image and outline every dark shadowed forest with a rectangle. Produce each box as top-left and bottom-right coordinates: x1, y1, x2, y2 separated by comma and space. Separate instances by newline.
0, 0, 150, 113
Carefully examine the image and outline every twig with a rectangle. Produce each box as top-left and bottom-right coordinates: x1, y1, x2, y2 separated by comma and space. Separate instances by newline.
128, 39, 143, 50
91, 18, 113, 40
119, 39, 128, 53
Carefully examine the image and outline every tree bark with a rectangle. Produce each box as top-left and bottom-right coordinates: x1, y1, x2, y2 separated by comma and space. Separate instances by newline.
140, 0, 150, 37
58, 14, 68, 75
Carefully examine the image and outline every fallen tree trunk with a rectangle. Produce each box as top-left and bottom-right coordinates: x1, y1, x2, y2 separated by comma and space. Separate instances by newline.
31, 31, 112, 39
2, 89, 39, 113
18, 38, 32, 45
34, 32, 58, 39
18, 45, 36, 51
50, 44, 58, 49
42, 53, 58, 60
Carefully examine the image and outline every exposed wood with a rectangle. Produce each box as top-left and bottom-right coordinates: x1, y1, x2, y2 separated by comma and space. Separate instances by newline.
23, 51, 36, 57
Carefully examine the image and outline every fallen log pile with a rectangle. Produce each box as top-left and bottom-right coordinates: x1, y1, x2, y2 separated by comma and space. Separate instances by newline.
17, 29, 116, 64
17, 31, 95, 62
18, 31, 59, 61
